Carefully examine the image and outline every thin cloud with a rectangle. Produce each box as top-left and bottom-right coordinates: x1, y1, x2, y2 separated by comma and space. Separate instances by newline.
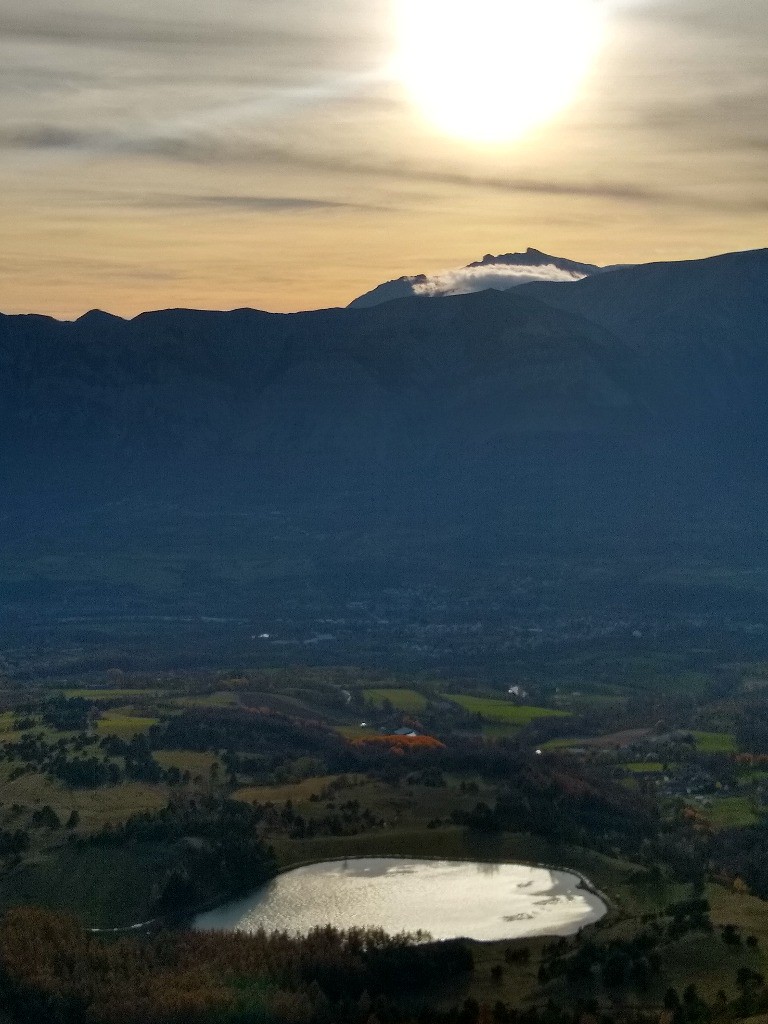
377, 166, 659, 202
0, 120, 666, 204
629, 0, 768, 39
2, 119, 763, 215
139, 138, 665, 203
0, 125, 87, 149
412, 263, 588, 298
0, 10, 302, 51
144, 193, 382, 213
641, 88, 768, 145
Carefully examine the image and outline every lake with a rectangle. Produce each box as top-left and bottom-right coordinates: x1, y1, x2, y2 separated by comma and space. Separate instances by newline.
193, 858, 607, 941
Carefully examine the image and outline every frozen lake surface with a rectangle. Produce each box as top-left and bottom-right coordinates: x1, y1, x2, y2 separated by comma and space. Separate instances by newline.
192, 858, 607, 942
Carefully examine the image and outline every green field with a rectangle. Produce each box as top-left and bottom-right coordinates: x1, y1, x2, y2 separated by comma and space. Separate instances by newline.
443, 695, 569, 724
552, 693, 629, 712
63, 688, 162, 701
96, 710, 159, 737
697, 796, 760, 829
233, 775, 342, 804
335, 725, 375, 740
540, 737, 587, 750
693, 731, 737, 753
154, 750, 221, 775
0, 712, 23, 744
625, 761, 664, 773
0, 766, 168, 832
363, 688, 428, 712
171, 691, 240, 709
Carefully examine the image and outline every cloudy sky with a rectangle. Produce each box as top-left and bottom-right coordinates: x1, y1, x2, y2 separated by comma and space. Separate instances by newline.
1, 0, 766, 317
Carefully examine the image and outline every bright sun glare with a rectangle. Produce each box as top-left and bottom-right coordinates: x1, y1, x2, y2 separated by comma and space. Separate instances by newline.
395, 0, 605, 143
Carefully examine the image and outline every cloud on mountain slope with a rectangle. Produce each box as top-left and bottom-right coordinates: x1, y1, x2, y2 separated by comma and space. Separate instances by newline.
411, 262, 588, 297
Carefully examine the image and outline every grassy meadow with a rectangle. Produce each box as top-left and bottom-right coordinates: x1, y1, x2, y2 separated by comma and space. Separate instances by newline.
442, 695, 569, 724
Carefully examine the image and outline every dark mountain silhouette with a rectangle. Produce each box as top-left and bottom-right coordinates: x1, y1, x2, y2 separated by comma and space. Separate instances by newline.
2, 247, 767, 637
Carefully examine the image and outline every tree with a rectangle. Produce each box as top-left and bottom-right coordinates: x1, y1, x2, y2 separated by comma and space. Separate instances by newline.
664, 987, 681, 1010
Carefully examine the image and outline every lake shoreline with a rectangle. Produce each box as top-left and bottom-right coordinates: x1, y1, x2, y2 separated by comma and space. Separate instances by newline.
88, 850, 612, 938
192, 856, 610, 943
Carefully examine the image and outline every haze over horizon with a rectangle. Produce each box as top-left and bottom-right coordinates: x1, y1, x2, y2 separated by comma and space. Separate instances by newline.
2, 0, 767, 319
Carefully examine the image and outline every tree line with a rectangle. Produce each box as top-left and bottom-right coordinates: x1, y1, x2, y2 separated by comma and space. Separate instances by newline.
0, 907, 473, 1024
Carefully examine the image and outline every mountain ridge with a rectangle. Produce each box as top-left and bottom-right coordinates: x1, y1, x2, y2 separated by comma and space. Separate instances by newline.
348, 245, 618, 309
3, 246, 768, 630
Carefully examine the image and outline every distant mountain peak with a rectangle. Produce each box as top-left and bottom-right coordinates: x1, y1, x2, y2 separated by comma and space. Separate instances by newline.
466, 248, 602, 276
349, 247, 613, 308
75, 309, 125, 326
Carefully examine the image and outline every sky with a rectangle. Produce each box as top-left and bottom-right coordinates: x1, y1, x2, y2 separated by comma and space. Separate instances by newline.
1, 0, 767, 318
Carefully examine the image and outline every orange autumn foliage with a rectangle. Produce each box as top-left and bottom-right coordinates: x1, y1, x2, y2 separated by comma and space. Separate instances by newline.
734, 753, 768, 766
681, 806, 712, 832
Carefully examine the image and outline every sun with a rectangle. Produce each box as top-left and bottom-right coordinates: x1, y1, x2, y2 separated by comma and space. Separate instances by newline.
394, 0, 605, 143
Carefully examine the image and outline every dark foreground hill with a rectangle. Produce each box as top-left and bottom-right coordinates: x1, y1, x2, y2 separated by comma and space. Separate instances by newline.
2, 247, 768, 658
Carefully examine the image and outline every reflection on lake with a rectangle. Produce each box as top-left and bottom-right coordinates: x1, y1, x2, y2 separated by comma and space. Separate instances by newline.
193, 858, 607, 942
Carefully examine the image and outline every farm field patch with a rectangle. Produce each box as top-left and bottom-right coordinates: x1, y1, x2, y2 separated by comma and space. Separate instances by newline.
695, 796, 760, 829
171, 691, 241, 709
96, 710, 159, 737
0, 766, 168, 831
63, 689, 162, 701
693, 731, 737, 753
442, 695, 568, 724
625, 761, 664, 773
233, 775, 353, 804
153, 750, 220, 776
335, 725, 374, 740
